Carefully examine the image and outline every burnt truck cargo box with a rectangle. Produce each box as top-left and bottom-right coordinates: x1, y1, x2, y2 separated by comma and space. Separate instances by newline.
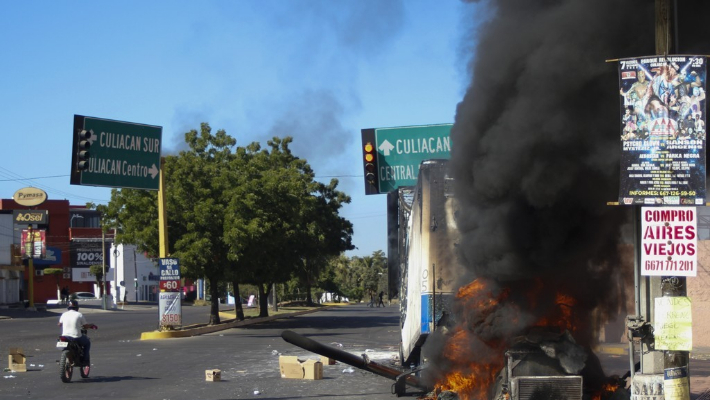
399, 160, 464, 367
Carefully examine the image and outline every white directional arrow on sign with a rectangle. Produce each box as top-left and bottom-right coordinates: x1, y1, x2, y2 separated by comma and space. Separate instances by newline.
87, 130, 97, 146
379, 139, 394, 156
149, 164, 159, 179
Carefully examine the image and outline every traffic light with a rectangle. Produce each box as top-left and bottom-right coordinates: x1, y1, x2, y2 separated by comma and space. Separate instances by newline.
360, 128, 379, 195
364, 142, 376, 185
76, 129, 93, 171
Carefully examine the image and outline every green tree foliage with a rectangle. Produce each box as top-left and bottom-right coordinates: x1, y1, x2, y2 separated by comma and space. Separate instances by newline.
101, 123, 355, 323
222, 137, 353, 316
350, 250, 387, 302
89, 264, 105, 296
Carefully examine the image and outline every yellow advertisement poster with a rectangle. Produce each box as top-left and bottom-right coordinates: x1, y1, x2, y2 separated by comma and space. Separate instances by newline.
654, 296, 692, 351
664, 366, 690, 400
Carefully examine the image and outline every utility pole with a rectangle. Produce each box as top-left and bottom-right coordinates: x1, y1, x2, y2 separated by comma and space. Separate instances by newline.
102, 229, 107, 310
27, 226, 35, 309
656, 2, 690, 399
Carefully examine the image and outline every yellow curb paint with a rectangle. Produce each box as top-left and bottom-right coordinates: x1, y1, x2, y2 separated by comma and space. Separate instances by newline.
140, 306, 337, 340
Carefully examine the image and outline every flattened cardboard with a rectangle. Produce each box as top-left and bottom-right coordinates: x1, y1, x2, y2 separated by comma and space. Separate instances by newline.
205, 369, 221, 381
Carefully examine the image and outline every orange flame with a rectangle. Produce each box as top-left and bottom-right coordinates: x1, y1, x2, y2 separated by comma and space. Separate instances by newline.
434, 279, 585, 399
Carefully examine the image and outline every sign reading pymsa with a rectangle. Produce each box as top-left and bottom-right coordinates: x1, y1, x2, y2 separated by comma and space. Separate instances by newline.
159, 258, 181, 291
70, 115, 162, 190
641, 207, 697, 276
362, 124, 452, 194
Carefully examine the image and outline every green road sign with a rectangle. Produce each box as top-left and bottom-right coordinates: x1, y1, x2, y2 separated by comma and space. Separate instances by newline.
372, 124, 452, 193
70, 115, 162, 190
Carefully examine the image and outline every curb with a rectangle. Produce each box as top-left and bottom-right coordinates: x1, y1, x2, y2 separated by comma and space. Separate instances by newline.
140, 306, 337, 340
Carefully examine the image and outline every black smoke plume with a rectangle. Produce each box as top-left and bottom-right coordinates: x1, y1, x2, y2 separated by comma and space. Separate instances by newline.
419, 0, 710, 395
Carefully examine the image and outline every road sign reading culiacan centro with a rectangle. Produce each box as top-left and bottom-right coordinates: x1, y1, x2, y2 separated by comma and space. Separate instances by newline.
361, 124, 452, 194
70, 115, 162, 190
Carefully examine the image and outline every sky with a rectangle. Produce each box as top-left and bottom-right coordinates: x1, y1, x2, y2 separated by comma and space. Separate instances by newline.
0, 1, 485, 257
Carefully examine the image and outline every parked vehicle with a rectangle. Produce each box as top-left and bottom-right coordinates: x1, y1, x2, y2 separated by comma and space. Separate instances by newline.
57, 327, 96, 382
70, 292, 96, 300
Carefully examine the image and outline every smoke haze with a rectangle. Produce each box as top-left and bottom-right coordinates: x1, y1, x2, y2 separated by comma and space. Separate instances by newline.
422, 0, 664, 391
429, 0, 710, 391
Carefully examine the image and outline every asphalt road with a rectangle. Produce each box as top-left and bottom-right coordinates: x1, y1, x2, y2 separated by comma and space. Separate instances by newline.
1, 303, 709, 400
0, 303, 420, 400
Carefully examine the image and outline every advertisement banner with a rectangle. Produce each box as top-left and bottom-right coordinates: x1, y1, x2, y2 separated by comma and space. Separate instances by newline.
159, 292, 182, 327
618, 55, 707, 205
20, 229, 46, 259
664, 366, 690, 400
70, 241, 111, 268
72, 268, 97, 282
159, 258, 181, 292
33, 246, 62, 266
640, 207, 697, 276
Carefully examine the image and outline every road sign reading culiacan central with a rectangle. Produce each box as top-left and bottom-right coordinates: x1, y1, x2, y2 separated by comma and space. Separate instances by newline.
361, 124, 452, 194
70, 115, 162, 190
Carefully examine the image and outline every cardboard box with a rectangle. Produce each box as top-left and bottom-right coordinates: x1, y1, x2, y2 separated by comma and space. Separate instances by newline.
279, 356, 304, 379
320, 356, 336, 365
205, 369, 221, 382
8, 348, 26, 372
279, 356, 323, 380
303, 359, 323, 380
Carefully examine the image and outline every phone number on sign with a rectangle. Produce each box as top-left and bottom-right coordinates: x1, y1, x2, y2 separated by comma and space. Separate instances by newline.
161, 313, 181, 325
645, 260, 694, 272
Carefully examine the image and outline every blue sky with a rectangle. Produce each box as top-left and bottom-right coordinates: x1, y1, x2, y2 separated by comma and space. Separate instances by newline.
1, 1, 484, 257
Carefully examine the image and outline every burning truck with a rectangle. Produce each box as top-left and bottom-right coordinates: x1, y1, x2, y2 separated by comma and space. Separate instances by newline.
395, 160, 627, 400
283, 158, 630, 400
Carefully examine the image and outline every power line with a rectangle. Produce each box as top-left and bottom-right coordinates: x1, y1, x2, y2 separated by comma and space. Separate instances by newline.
0, 168, 108, 203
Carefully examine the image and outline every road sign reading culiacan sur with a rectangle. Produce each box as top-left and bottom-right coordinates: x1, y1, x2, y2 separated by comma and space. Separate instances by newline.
70, 115, 162, 190
361, 124, 452, 194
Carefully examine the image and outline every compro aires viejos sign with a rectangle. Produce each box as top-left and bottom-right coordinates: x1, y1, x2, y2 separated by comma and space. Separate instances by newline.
641, 207, 697, 277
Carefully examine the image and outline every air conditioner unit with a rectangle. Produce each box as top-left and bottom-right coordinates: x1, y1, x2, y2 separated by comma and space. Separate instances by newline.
35, 269, 44, 276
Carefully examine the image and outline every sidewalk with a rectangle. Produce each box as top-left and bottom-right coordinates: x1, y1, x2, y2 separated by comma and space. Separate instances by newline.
0, 301, 159, 319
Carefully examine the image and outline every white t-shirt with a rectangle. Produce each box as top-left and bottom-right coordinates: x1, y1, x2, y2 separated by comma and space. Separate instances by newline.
59, 310, 87, 338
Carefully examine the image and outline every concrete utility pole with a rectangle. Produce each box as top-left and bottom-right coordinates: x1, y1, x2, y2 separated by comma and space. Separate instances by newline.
655, 2, 690, 399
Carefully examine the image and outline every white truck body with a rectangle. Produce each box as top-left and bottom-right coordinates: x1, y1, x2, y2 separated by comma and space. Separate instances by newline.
400, 159, 464, 365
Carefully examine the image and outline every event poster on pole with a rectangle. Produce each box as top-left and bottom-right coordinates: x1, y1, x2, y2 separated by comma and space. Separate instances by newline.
618, 55, 707, 205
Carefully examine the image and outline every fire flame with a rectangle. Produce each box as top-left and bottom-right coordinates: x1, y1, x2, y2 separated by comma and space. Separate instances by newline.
434, 278, 583, 400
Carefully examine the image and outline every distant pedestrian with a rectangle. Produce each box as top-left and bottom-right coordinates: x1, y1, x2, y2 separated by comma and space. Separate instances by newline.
368, 293, 375, 308
61, 286, 69, 305
377, 291, 385, 307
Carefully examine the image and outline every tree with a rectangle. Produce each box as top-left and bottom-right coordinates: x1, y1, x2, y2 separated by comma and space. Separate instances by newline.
224, 137, 339, 316
89, 264, 105, 296
292, 179, 354, 305
348, 251, 387, 303
104, 123, 238, 325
